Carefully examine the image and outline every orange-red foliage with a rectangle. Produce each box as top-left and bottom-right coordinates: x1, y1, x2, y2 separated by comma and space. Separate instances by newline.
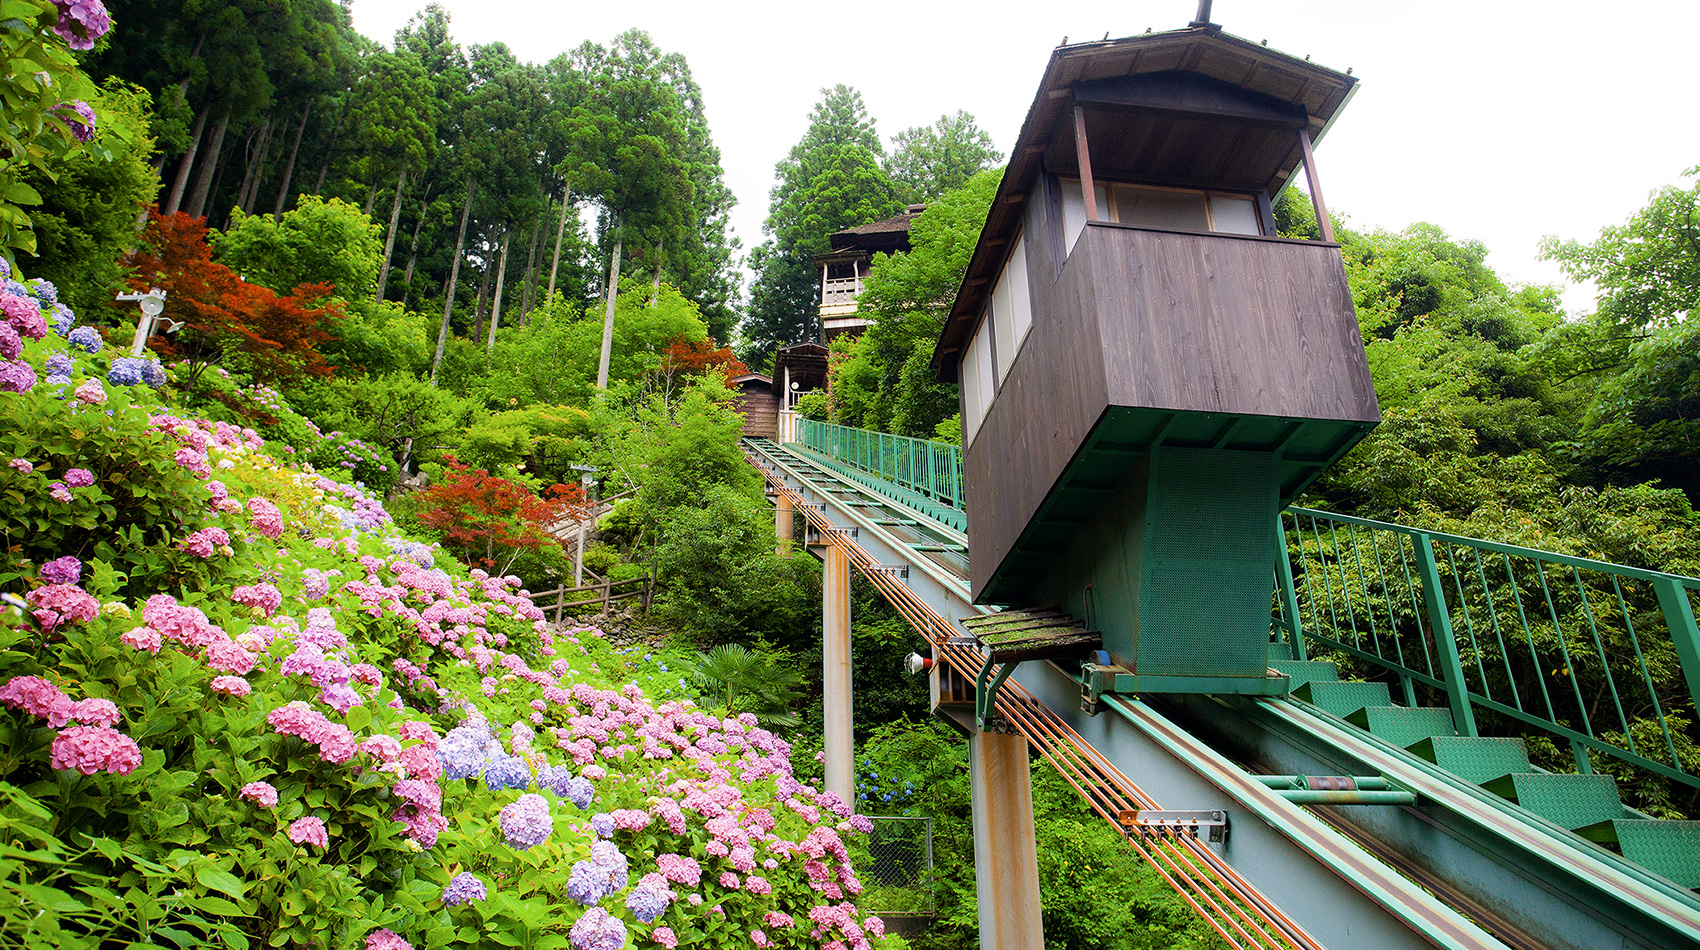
411, 461, 590, 571
124, 209, 340, 386
661, 336, 748, 382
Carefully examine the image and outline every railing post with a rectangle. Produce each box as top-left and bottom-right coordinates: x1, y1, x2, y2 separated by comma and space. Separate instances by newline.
1653, 577, 1700, 715
1412, 534, 1478, 737
555, 586, 564, 623
1273, 518, 1306, 661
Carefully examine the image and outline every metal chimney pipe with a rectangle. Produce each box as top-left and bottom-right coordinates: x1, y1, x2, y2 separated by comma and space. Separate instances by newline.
1191, 1, 1215, 27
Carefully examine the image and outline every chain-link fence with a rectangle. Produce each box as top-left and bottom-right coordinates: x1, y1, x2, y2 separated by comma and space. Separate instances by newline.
851, 815, 935, 917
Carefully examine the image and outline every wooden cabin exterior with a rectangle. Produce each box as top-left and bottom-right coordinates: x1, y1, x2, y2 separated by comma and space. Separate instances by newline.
933, 26, 1379, 693
730, 373, 778, 439
814, 206, 923, 342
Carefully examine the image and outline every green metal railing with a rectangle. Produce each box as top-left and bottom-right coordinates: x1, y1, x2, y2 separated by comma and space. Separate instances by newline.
1276, 506, 1700, 792
797, 419, 964, 512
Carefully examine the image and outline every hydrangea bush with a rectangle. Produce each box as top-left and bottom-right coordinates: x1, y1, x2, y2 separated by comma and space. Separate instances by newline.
0, 270, 899, 949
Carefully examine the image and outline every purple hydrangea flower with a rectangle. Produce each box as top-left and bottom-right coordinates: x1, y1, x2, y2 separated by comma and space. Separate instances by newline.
63, 468, 93, 487
67, 326, 101, 354
27, 280, 57, 305
498, 793, 552, 850
589, 840, 627, 890
39, 556, 80, 586
54, 102, 95, 143
45, 352, 73, 376
482, 755, 531, 792
140, 360, 167, 387
567, 775, 596, 809
51, 0, 111, 50
0, 323, 19, 360
441, 872, 487, 906
626, 882, 671, 924
565, 859, 607, 906
568, 908, 626, 950
48, 304, 72, 336
589, 812, 615, 838
537, 763, 574, 798
0, 359, 37, 394
437, 725, 488, 780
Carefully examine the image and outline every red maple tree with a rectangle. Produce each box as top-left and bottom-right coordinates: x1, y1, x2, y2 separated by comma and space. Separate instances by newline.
123, 209, 340, 389
411, 460, 590, 572
660, 336, 749, 383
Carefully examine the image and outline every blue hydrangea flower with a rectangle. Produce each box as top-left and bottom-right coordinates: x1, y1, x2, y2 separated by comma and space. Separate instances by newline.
566, 859, 607, 906
589, 812, 615, 838
441, 872, 487, 906
483, 755, 531, 792
67, 326, 102, 354
48, 304, 73, 336
109, 357, 146, 387
625, 883, 670, 923
589, 840, 627, 890
140, 359, 166, 387
567, 776, 596, 810
3, 280, 25, 298
45, 352, 73, 376
27, 279, 57, 305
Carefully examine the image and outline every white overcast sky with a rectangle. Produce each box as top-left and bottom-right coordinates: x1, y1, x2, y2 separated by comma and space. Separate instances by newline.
349, 0, 1700, 314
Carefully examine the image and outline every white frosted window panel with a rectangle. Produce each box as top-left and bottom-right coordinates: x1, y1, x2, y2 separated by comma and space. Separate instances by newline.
1007, 235, 1032, 352
1210, 195, 1262, 235
962, 322, 992, 447
1061, 180, 1109, 255
1116, 185, 1209, 231
992, 264, 1015, 382
975, 316, 996, 425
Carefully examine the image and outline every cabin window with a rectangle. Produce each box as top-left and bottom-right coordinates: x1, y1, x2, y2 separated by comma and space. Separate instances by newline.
990, 234, 1031, 382
1061, 179, 1265, 251
961, 316, 996, 447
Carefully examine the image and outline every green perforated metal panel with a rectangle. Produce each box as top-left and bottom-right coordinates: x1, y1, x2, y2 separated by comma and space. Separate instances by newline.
1348, 706, 1456, 749
1612, 820, 1700, 888
1271, 660, 1338, 693
1295, 681, 1392, 718
1135, 447, 1277, 678
1410, 736, 1531, 785
1480, 773, 1623, 831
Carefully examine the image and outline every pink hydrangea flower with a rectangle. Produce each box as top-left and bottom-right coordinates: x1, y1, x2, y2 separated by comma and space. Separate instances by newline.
68, 697, 119, 727
651, 927, 678, 949
231, 583, 282, 617
204, 639, 257, 675
240, 781, 278, 808
365, 929, 413, 950
288, 816, 328, 849
247, 497, 284, 538
62, 468, 93, 487
50, 725, 142, 775
39, 556, 81, 585
8, 458, 31, 474
73, 379, 105, 404
0, 675, 73, 726
210, 676, 250, 697
121, 626, 163, 653
745, 875, 772, 896
48, 482, 73, 503
179, 527, 230, 558
24, 584, 98, 630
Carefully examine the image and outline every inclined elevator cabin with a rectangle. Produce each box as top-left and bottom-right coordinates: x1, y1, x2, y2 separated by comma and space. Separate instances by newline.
934, 24, 1380, 696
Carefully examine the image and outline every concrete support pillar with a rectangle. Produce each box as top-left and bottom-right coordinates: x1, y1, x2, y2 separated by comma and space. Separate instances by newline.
969, 730, 1044, 950
775, 493, 794, 557
823, 543, 853, 809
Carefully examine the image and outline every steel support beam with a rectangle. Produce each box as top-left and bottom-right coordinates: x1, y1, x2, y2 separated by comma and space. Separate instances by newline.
970, 730, 1044, 950
823, 543, 854, 809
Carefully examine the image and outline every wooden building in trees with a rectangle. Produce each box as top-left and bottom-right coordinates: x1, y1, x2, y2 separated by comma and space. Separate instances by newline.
933, 25, 1378, 694
730, 373, 778, 439
814, 205, 924, 342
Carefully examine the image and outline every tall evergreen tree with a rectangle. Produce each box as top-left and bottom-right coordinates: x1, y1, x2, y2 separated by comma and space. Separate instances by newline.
884, 110, 1003, 204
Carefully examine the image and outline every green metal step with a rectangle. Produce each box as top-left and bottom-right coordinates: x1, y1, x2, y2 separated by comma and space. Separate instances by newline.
1408, 736, 1531, 785
1267, 642, 1298, 664
1480, 772, 1624, 831
1294, 680, 1392, 718
1271, 660, 1338, 692
1612, 820, 1700, 889
1347, 706, 1456, 749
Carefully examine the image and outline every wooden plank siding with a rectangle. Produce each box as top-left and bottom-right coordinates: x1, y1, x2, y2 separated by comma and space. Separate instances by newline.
964, 221, 1376, 600
733, 384, 779, 440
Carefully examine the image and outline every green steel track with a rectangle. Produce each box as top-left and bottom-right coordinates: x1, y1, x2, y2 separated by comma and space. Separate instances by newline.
745, 434, 1700, 950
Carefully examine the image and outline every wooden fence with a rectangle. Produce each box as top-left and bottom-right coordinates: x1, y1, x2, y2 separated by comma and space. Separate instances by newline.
526, 573, 654, 623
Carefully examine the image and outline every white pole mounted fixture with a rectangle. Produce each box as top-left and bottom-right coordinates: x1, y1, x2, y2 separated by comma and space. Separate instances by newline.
114, 287, 172, 357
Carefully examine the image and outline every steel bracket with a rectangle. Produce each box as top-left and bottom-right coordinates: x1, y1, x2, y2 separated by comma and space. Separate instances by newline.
974, 653, 1019, 733
1118, 808, 1229, 843
870, 563, 910, 580
1080, 661, 1121, 716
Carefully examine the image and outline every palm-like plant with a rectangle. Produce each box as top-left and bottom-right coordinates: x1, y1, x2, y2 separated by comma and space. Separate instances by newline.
683, 643, 806, 728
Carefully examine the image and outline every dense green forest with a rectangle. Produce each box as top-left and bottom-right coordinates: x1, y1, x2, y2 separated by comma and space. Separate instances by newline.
8, 0, 1700, 945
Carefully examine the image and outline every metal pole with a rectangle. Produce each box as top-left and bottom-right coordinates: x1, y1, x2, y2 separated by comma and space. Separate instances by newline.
1412, 534, 1478, 737
970, 729, 1045, 949
574, 520, 586, 588
776, 493, 794, 557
